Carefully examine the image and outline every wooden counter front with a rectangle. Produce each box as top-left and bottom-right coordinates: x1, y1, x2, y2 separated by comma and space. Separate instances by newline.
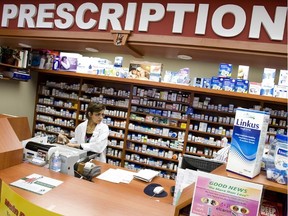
0, 162, 175, 216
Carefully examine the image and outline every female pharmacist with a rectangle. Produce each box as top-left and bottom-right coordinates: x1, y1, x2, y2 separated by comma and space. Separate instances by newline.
58, 102, 109, 163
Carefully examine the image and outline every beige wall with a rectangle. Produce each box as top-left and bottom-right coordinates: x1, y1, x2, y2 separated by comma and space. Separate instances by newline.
0, 52, 280, 134
0, 71, 38, 132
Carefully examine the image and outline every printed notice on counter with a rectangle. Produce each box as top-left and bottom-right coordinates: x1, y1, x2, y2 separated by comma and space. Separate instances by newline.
190, 171, 263, 216
10, 173, 63, 195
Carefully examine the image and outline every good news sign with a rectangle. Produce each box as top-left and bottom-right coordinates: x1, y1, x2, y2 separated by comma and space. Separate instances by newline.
0, 0, 287, 43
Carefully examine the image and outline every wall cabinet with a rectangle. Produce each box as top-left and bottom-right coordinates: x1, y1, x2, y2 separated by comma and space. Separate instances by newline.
32, 69, 287, 179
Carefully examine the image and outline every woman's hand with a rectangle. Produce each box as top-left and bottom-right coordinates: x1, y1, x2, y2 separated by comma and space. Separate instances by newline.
57, 133, 69, 144
66, 142, 80, 148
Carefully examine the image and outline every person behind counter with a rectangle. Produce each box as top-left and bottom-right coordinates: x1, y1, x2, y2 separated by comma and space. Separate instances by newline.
58, 102, 109, 163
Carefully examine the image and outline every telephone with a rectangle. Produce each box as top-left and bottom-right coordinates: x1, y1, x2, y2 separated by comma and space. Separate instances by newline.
74, 157, 101, 181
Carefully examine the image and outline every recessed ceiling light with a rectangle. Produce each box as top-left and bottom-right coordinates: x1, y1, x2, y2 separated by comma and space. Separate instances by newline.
18, 43, 32, 48
177, 54, 192, 60
85, 47, 99, 52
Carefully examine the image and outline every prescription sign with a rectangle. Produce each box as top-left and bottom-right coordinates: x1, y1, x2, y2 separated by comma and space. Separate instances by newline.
0, 179, 62, 216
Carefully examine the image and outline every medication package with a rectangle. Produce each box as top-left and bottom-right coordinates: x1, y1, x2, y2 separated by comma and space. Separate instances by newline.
264, 134, 288, 185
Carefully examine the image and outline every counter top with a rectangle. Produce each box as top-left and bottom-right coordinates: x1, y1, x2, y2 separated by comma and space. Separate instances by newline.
0, 161, 175, 216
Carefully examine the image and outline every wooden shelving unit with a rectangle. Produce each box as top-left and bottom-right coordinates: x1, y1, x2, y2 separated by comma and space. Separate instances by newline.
31, 69, 287, 180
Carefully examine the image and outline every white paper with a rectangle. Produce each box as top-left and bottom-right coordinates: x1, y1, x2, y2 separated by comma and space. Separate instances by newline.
173, 168, 198, 206
133, 169, 159, 182
96, 168, 121, 183
96, 168, 135, 184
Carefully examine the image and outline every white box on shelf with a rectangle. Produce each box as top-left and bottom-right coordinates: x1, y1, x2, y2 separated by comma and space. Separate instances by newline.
226, 108, 270, 178
237, 65, 249, 80
249, 82, 261, 95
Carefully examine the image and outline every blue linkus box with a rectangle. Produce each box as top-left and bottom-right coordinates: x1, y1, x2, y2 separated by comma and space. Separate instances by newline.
226, 108, 270, 178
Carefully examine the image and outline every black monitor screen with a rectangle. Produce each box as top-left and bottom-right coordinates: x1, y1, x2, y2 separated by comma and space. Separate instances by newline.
180, 154, 224, 173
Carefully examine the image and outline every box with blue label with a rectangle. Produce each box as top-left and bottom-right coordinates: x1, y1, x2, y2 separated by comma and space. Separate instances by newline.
210, 77, 224, 90
202, 78, 211, 88
260, 85, 274, 96
234, 79, 249, 93
226, 108, 270, 178
222, 78, 236, 91
218, 63, 232, 77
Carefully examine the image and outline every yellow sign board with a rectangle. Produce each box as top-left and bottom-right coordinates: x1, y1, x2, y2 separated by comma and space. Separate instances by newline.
0, 179, 62, 216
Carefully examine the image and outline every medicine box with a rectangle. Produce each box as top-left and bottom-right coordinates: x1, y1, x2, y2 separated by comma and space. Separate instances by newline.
260, 85, 274, 97
249, 82, 261, 95
193, 77, 203, 87
226, 108, 270, 178
163, 68, 190, 85
278, 69, 288, 86
59, 52, 82, 71
262, 68, 276, 87
234, 79, 249, 93
222, 78, 236, 91
202, 78, 211, 88
218, 63, 232, 77
129, 61, 162, 82
237, 65, 249, 80
210, 76, 224, 90
273, 85, 288, 98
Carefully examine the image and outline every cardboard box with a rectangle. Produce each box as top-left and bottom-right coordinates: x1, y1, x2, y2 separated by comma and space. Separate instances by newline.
278, 69, 288, 86
193, 77, 203, 87
260, 85, 274, 97
262, 68, 276, 87
202, 78, 211, 88
234, 79, 249, 93
129, 61, 162, 82
226, 108, 270, 178
163, 68, 190, 85
273, 85, 288, 98
218, 63, 232, 77
210, 77, 224, 90
249, 82, 262, 95
59, 52, 82, 71
222, 78, 236, 91
237, 65, 250, 80
31, 49, 59, 70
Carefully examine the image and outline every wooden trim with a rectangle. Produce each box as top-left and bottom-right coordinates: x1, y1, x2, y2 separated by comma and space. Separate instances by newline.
0, 29, 286, 56
128, 35, 287, 56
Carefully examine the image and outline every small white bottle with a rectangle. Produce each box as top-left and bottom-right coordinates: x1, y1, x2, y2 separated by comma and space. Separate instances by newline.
49, 150, 62, 172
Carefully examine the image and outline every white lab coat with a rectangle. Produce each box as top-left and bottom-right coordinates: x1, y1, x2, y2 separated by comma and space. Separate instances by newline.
72, 120, 109, 163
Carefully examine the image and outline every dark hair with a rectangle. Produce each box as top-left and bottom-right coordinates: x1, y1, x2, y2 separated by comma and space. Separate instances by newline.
86, 102, 106, 119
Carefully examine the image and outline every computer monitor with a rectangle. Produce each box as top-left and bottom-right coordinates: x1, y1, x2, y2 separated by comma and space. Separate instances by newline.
180, 154, 224, 173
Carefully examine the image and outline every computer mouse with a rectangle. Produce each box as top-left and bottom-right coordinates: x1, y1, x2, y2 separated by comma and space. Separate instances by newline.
153, 186, 164, 195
